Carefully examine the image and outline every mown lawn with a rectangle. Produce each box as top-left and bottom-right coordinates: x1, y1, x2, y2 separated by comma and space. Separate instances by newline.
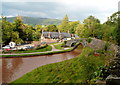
9, 47, 113, 84
54, 43, 64, 50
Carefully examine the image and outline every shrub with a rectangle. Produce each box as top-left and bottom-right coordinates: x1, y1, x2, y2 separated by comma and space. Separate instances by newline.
104, 42, 110, 51
61, 41, 67, 47
86, 38, 92, 43
77, 47, 105, 83
80, 40, 83, 42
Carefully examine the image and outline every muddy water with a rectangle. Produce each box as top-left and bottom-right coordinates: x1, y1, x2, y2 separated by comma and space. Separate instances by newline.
2, 45, 83, 83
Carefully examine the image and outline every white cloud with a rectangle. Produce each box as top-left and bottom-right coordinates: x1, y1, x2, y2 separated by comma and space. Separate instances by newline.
0, 15, 14, 18
2, 0, 119, 23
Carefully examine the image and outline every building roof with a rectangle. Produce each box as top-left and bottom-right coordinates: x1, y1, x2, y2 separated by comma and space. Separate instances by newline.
42, 32, 79, 39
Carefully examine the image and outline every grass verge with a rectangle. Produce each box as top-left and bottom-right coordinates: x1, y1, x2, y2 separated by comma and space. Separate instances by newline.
54, 43, 64, 50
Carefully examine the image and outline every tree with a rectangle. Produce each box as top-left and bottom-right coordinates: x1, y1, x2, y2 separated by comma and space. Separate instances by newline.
2, 17, 14, 45
110, 11, 120, 45
69, 21, 79, 34
11, 31, 23, 44
13, 16, 26, 41
102, 11, 120, 44
83, 16, 101, 38
32, 25, 43, 41
102, 23, 116, 43
75, 23, 85, 37
59, 15, 69, 32
46, 25, 58, 32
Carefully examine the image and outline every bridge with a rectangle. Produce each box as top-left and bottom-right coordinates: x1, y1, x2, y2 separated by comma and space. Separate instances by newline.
65, 38, 88, 47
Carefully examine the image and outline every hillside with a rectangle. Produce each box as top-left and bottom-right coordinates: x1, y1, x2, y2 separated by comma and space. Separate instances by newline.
4, 16, 61, 26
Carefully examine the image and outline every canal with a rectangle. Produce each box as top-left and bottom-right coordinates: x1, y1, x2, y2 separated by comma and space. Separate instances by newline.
1, 45, 83, 83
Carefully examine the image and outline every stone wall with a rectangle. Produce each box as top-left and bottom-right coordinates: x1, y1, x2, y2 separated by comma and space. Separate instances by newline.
86, 38, 119, 55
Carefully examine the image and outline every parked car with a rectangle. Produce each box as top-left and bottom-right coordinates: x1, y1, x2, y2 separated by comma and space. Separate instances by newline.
22, 46, 28, 49
22, 46, 33, 50
26, 46, 34, 49
2, 45, 10, 49
41, 42, 46, 44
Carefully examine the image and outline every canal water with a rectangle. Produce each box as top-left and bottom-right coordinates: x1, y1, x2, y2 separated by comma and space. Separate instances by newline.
1, 45, 83, 83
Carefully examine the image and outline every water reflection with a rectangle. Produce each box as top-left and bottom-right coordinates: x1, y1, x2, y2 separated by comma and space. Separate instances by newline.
2, 58, 23, 83
2, 45, 83, 83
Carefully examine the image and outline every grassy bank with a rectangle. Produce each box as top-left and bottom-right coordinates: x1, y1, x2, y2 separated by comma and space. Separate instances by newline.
9, 46, 113, 84
54, 43, 64, 50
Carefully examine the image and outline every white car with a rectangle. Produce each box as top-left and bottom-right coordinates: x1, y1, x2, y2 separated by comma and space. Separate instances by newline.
22, 46, 28, 49
2, 45, 10, 49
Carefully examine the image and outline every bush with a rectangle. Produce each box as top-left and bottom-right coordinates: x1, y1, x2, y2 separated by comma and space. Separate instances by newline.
36, 44, 48, 50
104, 42, 110, 51
80, 40, 83, 42
61, 41, 67, 47
78, 47, 104, 82
86, 38, 92, 43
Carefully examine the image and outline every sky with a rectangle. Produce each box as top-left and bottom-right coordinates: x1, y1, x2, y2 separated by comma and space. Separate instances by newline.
1, 0, 120, 23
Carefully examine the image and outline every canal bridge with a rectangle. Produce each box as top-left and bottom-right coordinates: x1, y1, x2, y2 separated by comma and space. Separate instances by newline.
65, 38, 88, 47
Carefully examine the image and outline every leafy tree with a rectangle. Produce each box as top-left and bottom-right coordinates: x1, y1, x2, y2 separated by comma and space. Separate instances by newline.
102, 11, 120, 44
33, 25, 43, 41
11, 31, 23, 44
102, 23, 116, 43
59, 15, 69, 32
83, 16, 101, 38
34, 25, 43, 32
69, 21, 79, 34
110, 11, 120, 45
13, 16, 26, 41
24, 25, 34, 41
75, 23, 85, 37
2, 17, 14, 45
46, 25, 58, 32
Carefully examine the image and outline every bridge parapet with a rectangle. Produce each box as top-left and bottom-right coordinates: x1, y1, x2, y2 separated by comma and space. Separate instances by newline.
65, 38, 89, 47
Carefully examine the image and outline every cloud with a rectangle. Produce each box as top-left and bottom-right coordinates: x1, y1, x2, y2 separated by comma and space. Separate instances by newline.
2, 0, 119, 23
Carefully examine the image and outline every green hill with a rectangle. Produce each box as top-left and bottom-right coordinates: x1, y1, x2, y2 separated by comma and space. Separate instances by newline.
5, 16, 61, 26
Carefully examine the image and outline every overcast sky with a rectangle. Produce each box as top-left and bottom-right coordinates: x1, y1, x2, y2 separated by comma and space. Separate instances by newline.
1, 0, 120, 23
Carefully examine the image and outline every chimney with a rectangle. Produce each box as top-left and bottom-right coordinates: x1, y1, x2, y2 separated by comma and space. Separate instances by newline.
58, 30, 61, 39
41, 29, 44, 39
68, 30, 70, 33
48, 32, 51, 38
